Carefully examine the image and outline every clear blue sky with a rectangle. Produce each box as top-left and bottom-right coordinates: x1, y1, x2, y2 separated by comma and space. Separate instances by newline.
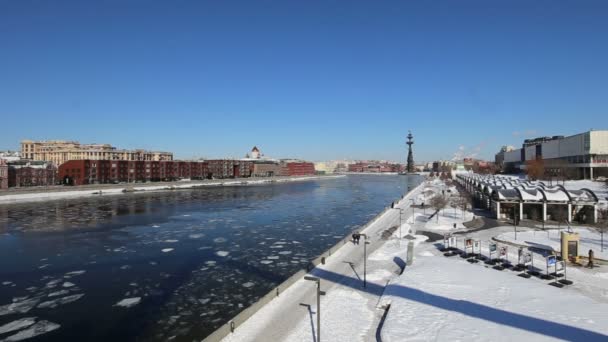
1, 1, 607, 163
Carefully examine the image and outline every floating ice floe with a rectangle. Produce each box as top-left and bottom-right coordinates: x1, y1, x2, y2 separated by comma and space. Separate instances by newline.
266, 256, 279, 260
260, 260, 273, 265
48, 290, 70, 298
64, 270, 86, 277
189, 234, 204, 239
0, 298, 41, 316
242, 282, 255, 288
0, 317, 36, 334
114, 297, 141, 308
0, 320, 60, 341
164, 239, 178, 243
278, 251, 292, 255
37, 294, 84, 309
162, 248, 174, 253
62, 282, 76, 288
213, 238, 227, 243
216, 251, 229, 257
198, 298, 210, 305
152, 225, 161, 228
120, 265, 131, 270
2, 281, 13, 286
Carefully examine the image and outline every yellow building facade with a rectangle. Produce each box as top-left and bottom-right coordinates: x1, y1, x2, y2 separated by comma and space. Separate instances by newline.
21, 140, 173, 167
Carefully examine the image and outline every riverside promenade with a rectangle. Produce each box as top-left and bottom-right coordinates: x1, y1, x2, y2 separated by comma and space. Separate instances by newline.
0, 175, 344, 204
210, 180, 427, 342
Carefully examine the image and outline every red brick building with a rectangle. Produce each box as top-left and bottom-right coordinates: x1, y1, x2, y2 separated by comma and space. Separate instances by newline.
7, 160, 57, 187
0, 159, 8, 190
58, 159, 257, 185
280, 161, 316, 176
206, 160, 253, 179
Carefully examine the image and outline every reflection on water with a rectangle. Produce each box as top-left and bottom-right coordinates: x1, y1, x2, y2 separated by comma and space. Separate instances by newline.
0, 175, 422, 341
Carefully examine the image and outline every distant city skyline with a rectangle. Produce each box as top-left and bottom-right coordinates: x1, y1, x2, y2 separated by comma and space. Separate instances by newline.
1, 1, 607, 162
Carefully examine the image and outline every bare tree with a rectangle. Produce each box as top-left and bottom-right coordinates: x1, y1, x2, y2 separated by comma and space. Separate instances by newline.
458, 192, 473, 219
526, 159, 545, 181
430, 195, 448, 222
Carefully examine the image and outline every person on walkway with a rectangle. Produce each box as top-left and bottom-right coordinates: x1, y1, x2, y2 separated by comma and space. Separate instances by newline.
352, 233, 357, 244
588, 249, 595, 269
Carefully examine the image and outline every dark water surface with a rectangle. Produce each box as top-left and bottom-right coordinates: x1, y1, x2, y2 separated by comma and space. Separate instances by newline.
0, 175, 422, 341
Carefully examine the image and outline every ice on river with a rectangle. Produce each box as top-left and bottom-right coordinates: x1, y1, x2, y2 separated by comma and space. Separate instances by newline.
161, 248, 174, 253
64, 270, 86, 277
0, 298, 40, 316
114, 297, 142, 308
48, 290, 70, 297
0, 320, 60, 341
37, 294, 84, 309
216, 251, 229, 257
242, 282, 255, 288
0, 317, 36, 334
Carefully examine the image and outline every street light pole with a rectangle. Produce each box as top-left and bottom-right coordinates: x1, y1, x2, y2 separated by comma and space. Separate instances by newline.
410, 199, 415, 226
360, 233, 370, 287
390, 208, 404, 240
304, 276, 324, 342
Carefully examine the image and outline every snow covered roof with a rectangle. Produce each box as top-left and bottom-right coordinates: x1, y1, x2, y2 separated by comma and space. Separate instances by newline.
492, 189, 521, 201
566, 189, 598, 203
518, 189, 545, 202
539, 189, 570, 202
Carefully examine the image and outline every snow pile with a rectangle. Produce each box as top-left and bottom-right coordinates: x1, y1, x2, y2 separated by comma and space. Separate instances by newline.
381, 251, 608, 341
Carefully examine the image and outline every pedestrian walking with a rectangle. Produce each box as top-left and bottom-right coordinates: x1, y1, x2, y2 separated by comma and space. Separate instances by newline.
588, 249, 595, 269
352, 233, 357, 244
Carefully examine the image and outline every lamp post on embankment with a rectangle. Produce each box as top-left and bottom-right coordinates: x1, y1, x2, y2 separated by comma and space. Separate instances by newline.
390, 208, 404, 240
304, 276, 326, 342
360, 233, 370, 288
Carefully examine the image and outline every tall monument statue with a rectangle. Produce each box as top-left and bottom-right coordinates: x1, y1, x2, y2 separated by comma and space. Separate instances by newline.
406, 131, 415, 173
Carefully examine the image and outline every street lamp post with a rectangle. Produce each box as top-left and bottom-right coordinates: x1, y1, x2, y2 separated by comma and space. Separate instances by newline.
360, 233, 370, 287
410, 199, 415, 224
514, 209, 518, 240
390, 208, 404, 240
304, 276, 325, 342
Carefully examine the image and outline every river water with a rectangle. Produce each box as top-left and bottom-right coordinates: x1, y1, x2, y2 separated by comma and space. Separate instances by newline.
0, 174, 422, 341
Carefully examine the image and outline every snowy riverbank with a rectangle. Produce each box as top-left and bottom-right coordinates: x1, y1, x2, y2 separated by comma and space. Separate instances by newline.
217, 178, 608, 341
0, 175, 345, 205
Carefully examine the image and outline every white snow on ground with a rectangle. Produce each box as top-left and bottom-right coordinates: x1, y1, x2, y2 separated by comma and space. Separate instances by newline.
0, 317, 36, 335
284, 288, 374, 342
114, 297, 141, 308
0, 320, 60, 341
424, 209, 475, 231
496, 226, 608, 260
380, 247, 608, 341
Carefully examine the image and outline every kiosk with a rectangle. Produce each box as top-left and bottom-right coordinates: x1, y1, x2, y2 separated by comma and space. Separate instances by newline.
561, 231, 580, 263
